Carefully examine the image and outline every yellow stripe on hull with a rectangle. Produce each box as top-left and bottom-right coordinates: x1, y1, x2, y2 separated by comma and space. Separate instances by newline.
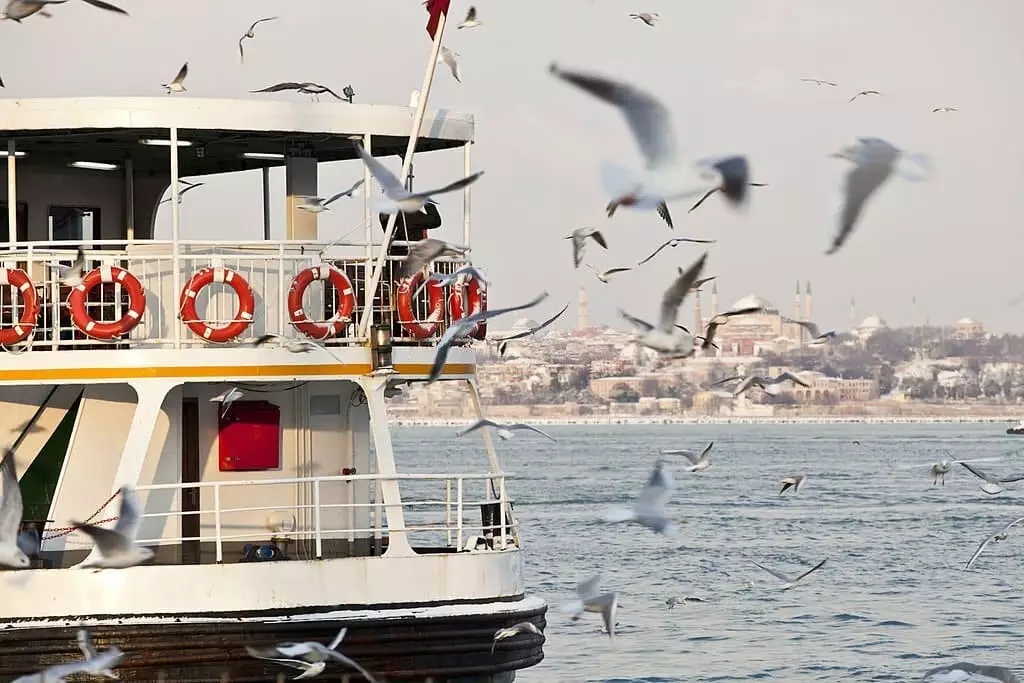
0, 363, 475, 383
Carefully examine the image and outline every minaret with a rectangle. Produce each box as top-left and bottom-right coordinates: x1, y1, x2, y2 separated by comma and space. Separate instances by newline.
711, 281, 719, 317
693, 290, 703, 355
577, 285, 588, 331
804, 280, 813, 321
849, 296, 857, 332
793, 281, 802, 345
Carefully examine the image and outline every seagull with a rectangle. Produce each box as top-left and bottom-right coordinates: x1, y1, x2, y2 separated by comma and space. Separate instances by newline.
427, 292, 549, 383
458, 5, 481, 28
491, 622, 543, 655
494, 303, 570, 356
921, 662, 1020, 683
0, 450, 30, 569
12, 644, 125, 683
246, 628, 379, 682
696, 307, 765, 351
666, 596, 706, 608
784, 318, 836, 345
629, 12, 659, 26
71, 486, 154, 570
714, 372, 810, 397
414, 266, 490, 298
849, 89, 880, 102
238, 16, 277, 63
636, 237, 716, 266
654, 201, 675, 228
688, 183, 767, 213
252, 334, 344, 359
159, 179, 205, 205
662, 441, 713, 472
560, 574, 618, 640
50, 247, 85, 287
964, 517, 1024, 570
1, 0, 127, 22
959, 462, 1024, 496
750, 558, 827, 590
76, 629, 120, 680
585, 263, 632, 284
689, 276, 717, 293
602, 459, 677, 534
549, 64, 752, 221
251, 81, 345, 102
827, 137, 902, 254
932, 106, 958, 113
619, 251, 707, 356
906, 457, 1007, 486
567, 228, 607, 269
456, 419, 557, 442
210, 387, 244, 418
354, 141, 484, 216
778, 475, 807, 496
162, 62, 188, 94
439, 46, 461, 83
801, 78, 838, 87
296, 179, 365, 213
399, 238, 470, 280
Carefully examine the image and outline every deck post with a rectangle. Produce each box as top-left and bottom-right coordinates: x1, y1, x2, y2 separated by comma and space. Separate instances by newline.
465, 379, 519, 546
124, 158, 135, 241
169, 126, 181, 348
6, 139, 16, 245
109, 380, 177, 493
261, 167, 271, 241
463, 141, 471, 248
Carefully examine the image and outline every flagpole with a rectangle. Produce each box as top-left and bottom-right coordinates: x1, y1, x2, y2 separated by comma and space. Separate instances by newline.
357, 8, 448, 338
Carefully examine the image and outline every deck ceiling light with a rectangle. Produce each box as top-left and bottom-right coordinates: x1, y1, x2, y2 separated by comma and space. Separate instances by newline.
69, 161, 120, 171
139, 138, 194, 147
241, 152, 286, 160
0, 151, 26, 158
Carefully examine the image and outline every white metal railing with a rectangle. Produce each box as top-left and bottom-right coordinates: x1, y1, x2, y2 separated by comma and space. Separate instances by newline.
131, 471, 517, 564
0, 239, 473, 351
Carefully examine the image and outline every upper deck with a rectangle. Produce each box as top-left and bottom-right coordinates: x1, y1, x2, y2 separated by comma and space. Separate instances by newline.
0, 97, 482, 381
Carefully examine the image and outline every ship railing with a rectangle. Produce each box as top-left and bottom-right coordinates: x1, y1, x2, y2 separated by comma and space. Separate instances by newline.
0, 239, 473, 351
131, 471, 517, 564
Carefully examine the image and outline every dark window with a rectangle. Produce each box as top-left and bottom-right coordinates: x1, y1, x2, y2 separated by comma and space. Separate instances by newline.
49, 206, 99, 242
0, 202, 28, 244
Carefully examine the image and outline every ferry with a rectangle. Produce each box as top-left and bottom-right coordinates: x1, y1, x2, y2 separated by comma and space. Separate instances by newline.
0, 94, 545, 680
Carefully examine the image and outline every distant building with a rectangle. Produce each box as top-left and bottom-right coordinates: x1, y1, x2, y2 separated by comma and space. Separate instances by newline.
952, 317, 984, 341
705, 293, 808, 355
855, 314, 888, 341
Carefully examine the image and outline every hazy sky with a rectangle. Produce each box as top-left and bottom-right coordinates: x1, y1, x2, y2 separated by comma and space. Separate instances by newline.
5, 0, 1024, 333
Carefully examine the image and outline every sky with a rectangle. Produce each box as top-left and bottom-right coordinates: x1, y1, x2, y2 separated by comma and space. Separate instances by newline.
4, 0, 1024, 333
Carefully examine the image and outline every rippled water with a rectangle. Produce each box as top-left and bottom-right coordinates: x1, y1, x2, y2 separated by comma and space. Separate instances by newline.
394, 423, 1024, 683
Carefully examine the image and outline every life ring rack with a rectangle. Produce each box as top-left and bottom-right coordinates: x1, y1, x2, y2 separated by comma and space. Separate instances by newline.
447, 273, 488, 341
395, 271, 445, 339
68, 265, 147, 341
288, 265, 356, 340
179, 266, 256, 343
0, 267, 40, 347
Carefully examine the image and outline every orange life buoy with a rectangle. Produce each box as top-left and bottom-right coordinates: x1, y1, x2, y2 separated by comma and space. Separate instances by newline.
288, 265, 356, 340
447, 274, 488, 341
396, 271, 445, 339
68, 266, 146, 340
179, 267, 255, 343
0, 268, 39, 346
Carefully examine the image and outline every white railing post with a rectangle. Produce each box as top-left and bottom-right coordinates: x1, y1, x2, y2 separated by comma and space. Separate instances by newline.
498, 475, 508, 550
455, 477, 463, 552
169, 126, 181, 349
213, 484, 223, 563
313, 478, 323, 559
445, 478, 452, 547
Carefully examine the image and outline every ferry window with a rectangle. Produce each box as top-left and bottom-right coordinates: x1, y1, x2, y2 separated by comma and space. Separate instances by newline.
0, 202, 27, 243
48, 206, 98, 242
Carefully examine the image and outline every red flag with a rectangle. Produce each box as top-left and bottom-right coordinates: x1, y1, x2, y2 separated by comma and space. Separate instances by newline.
425, 0, 451, 40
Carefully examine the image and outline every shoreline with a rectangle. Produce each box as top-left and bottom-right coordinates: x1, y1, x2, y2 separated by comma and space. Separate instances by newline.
391, 415, 1022, 427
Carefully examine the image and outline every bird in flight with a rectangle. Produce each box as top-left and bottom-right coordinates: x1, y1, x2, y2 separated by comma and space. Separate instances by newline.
750, 558, 827, 590
1, 0, 127, 22
827, 137, 902, 255
963, 517, 1024, 570
439, 46, 461, 83
238, 16, 277, 64
849, 89, 880, 102
296, 179, 365, 213
251, 81, 346, 102
458, 5, 481, 28
630, 12, 659, 26
932, 106, 957, 113
801, 78, 838, 87
688, 182, 767, 213
162, 62, 188, 94
636, 237, 716, 266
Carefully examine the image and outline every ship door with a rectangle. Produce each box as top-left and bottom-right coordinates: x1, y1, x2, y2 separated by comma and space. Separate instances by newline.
181, 397, 201, 564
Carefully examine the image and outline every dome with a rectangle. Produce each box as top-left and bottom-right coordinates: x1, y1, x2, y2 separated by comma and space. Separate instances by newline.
956, 317, 979, 325
510, 317, 539, 330
859, 314, 887, 329
729, 294, 774, 313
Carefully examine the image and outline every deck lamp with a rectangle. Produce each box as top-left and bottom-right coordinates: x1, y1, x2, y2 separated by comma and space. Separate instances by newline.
371, 324, 393, 371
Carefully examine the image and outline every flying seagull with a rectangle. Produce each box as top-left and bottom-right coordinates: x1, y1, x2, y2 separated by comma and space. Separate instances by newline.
900, 457, 1004, 486
161, 62, 188, 94
210, 386, 244, 418
1, 0, 127, 22
0, 450, 30, 569
246, 628, 379, 683
666, 596, 706, 608
964, 517, 1024, 570
50, 246, 86, 287
636, 237, 716, 266
238, 16, 277, 63
713, 372, 810, 397
784, 318, 836, 345
695, 307, 764, 351
932, 106, 958, 113
251, 81, 345, 102
750, 558, 827, 590
849, 89, 880, 102
71, 486, 155, 569
959, 462, 1024, 496
458, 5, 481, 28
619, 252, 707, 356
399, 238, 469, 280
549, 64, 752, 222
439, 46, 461, 83
602, 459, 677, 534
662, 441, 713, 472
354, 141, 484, 216
342, 85, 355, 103
159, 179, 205, 205
252, 334, 345, 360
801, 78, 838, 87
495, 303, 570, 356
778, 475, 807, 496
655, 201, 674, 228
585, 263, 632, 284
427, 292, 549, 383
12, 643, 125, 683
560, 574, 618, 640
567, 227, 607, 269
457, 419, 556, 442
414, 266, 489, 298
921, 663, 1020, 683
629, 12, 659, 26
688, 182, 767, 213
827, 137, 902, 255
296, 179, 365, 213
491, 622, 543, 655
76, 629, 120, 680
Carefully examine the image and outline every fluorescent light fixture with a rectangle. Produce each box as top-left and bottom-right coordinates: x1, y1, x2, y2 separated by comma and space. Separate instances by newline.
139, 138, 194, 147
241, 152, 285, 160
69, 161, 120, 171
0, 151, 26, 158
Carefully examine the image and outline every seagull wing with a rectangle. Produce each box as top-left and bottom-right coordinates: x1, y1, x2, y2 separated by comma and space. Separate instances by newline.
959, 462, 991, 482
733, 376, 760, 396
663, 449, 700, 465
710, 375, 743, 387
324, 650, 381, 683
589, 230, 608, 250
113, 486, 143, 541
576, 573, 603, 600
776, 371, 811, 388
656, 252, 708, 333
964, 535, 996, 570
827, 152, 896, 255
706, 156, 751, 206
656, 202, 673, 229
251, 82, 305, 93
456, 419, 499, 437
634, 460, 673, 515
750, 560, 794, 584
353, 142, 405, 194
619, 308, 654, 333
637, 240, 672, 265
795, 320, 820, 337
172, 62, 188, 86
76, 629, 98, 659
251, 16, 277, 31
699, 441, 714, 460
72, 520, 130, 556
0, 450, 23, 543
510, 424, 557, 442
411, 170, 485, 200
323, 179, 366, 206
687, 188, 718, 213
602, 267, 633, 277
494, 303, 569, 341
400, 239, 447, 279
80, 0, 128, 15
997, 473, 1024, 483
549, 64, 678, 170
794, 558, 827, 582
1000, 517, 1024, 534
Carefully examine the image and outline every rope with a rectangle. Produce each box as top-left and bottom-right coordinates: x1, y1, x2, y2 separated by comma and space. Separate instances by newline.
41, 489, 122, 541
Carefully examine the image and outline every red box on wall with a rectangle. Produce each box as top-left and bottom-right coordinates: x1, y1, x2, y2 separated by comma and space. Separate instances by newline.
218, 400, 281, 471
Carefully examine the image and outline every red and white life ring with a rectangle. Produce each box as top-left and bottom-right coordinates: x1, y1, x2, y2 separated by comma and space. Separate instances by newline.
396, 271, 445, 339
0, 268, 40, 346
68, 266, 146, 340
179, 267, 255, 343
288, 265, 356, 340
447, 274, 488, 341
